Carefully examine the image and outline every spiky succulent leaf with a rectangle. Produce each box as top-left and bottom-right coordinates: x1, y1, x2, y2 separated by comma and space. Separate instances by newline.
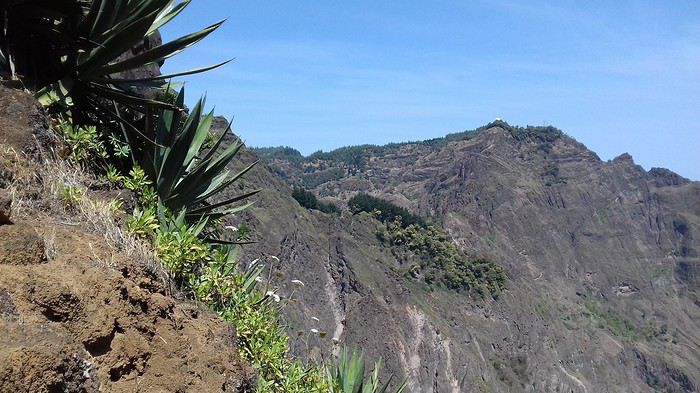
2, 0, 228, 130
132, 89, 257, 232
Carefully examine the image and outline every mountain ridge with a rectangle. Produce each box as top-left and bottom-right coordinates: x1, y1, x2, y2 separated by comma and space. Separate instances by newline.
217, 120, 700, 392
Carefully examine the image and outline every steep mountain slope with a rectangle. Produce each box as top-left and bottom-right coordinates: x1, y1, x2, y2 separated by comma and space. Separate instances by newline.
223, 121, 699, 392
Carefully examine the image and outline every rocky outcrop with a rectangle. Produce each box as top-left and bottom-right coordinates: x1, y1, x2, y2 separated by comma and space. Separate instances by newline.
0, 86, 54, 158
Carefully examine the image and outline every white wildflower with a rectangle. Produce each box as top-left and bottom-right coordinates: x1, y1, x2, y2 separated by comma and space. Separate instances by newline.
265, 291, 280, 303
255, 276, 262, 282
310, 328, 319, 334
311, 317, 320, 322
291, 279, 305, 286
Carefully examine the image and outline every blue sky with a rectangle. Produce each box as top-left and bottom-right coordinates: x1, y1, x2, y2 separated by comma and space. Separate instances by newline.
161, 1, 700, 179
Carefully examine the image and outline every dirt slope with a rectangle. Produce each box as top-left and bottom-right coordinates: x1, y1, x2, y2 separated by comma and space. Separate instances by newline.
0, 87, 255, 393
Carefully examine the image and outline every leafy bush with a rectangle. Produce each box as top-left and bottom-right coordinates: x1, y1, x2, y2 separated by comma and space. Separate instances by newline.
381, 219, 506, 296
127, 207, 159, 238
58, 122, 108, 164
292, 187, 339, 214
348, 193, 425, 228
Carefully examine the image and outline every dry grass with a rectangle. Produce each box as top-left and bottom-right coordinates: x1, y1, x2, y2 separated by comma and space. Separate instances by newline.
3, 143, 170, 287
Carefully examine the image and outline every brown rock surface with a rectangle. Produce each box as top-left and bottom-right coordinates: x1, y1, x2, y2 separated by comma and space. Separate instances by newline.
0, 188, 11, 224
0, 220, 256, 392
0, 86, 53, 156
0, 223, 45, 265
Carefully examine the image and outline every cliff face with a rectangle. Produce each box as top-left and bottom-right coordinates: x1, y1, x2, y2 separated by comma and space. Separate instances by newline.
226, 122, 699, 392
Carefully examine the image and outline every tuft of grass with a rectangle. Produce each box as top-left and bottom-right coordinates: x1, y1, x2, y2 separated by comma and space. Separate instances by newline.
5, 148, 166, 284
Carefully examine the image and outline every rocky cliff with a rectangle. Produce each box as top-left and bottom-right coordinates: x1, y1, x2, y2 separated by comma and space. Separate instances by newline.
223, 121, 699, 392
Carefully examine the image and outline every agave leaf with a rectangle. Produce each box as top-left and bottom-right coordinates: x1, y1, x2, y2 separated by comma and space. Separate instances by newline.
86, 82, 177, 111
157, 97, 205, 193
167, 170, 230, 209
148, 0, 191, 35
89, 0, 165, 42
78, 0, 105, 36
192, 161, 258, 204
96, 20, 224, 76
187, 190, 260, 215
204, 237, 256, 246
187, 201, 255, 222
88, 59, 232, 83
78, 9, 160, 74
183, 109, 215, 168
194, 117, 234, 167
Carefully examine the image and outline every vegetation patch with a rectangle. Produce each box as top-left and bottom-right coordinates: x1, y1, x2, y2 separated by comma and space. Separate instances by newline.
301, 167, 345, 188
292, 187, 339, 214
379, 219, 506, 297
347, 193, 505, 296
583, 302, 674, 343
348, 193, 426, 228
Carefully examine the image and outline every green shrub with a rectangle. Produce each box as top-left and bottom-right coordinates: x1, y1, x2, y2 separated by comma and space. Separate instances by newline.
381, 219, 506, 296
253, 146, 304, 165
59, 122, 108, 164
60, 183, 84, 209
127, 207, 159, 238
348, 193, 425, 228
301, 167, 345, 188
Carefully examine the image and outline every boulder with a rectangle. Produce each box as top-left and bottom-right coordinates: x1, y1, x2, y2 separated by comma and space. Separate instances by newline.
0, 223, 45, 265
0, 86, 53, 156
0, 189, 10, 225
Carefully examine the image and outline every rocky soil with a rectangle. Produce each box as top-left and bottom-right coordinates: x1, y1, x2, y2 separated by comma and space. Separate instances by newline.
228, 121, 700, 392
0, 87, 255, 393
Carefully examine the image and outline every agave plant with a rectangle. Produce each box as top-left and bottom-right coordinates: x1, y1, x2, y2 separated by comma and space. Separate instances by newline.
1, 0, 228, 121
134, 88, 259, 235
331, 348, 407, 393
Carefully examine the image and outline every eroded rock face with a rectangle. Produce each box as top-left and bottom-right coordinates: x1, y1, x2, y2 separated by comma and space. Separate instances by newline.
0, 86, 53, 156
0, 188, 11, 224
229, 123, 700, 392
0, 220, 256, 393
0, 223, 45, 265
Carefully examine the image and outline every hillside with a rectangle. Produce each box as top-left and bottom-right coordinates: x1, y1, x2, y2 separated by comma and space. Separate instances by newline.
225, 121, 700, 392
0, 88, 256, 392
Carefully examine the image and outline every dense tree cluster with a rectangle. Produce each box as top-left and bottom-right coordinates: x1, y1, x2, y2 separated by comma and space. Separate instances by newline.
292, 187, 339, 214
348, 193, 426, 227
